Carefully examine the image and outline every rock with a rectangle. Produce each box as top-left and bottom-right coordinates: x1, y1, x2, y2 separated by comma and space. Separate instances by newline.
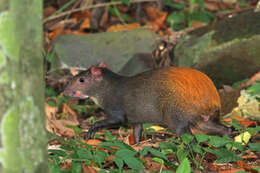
52, 29, 158, 73
118, 53, 154, 76
174, 11, 260, 88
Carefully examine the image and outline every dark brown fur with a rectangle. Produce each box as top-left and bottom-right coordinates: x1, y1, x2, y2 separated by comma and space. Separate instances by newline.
64, 66, 229, 143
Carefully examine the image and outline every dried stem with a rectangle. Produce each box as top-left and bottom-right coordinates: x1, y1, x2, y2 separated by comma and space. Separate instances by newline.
44, 0, 160, 23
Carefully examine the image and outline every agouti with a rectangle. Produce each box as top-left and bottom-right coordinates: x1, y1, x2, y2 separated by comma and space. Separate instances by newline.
64, 62, 229, 143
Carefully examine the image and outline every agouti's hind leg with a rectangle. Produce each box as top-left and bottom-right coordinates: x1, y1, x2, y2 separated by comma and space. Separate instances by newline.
196, 120, 230, 136
133, 123, 143, 144
175, 124, 192, 136
170, 120, 192, 136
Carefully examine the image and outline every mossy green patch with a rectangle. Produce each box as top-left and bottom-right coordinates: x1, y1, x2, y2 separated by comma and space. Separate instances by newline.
0, 12, 19, 60
0, 107, 21, 173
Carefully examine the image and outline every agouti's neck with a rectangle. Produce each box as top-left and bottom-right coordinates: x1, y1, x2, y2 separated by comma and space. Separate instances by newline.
91, 69, 127, 107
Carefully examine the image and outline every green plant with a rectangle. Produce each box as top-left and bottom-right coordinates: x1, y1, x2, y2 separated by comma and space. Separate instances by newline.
247, 80, 260, 96
48, 136, 146, 172
107, 0, 132, 25
165, 0, 214, 30
176, 157, 191, 173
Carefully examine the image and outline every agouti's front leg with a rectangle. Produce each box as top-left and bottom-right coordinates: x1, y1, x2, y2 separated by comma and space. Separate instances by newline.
86, 108, 127, 140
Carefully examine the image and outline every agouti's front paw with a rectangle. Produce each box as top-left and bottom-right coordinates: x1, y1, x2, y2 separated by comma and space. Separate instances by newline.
85, 125, 98, 140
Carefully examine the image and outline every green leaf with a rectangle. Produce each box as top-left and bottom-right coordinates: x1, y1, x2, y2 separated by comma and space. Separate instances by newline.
46, 52, 56, 64
56, 96, 70, 108
181, 134, 194, 145
162, 171, 175, 173
60, 145, 74, 151
94, 150, 109, 167
232, 78, 249, 89
247, 126, 260, 135
208, 136, 232, 148
49, 149, 67, 157
108, 6, 126, 24
47, 100, 57, 107
230, 119, 244, 131
70, 105, 88, 113
202, 147, 215, 154
120, 0, 130, 6
115, 149, 136, 158
99, 141, 135, 152
237, 0, 249, 7
247, 81, 260, 96
176, 158, 191, 173
143, 147, 167, 160
71, 161, 82, 173
114, 157, 124, 170
45, 88, 57, 97
61, 169, 72, 173
76, 148, 93, 160
190, 10, 214, 23
191, 144, 204, 155
176, 148, 189, 163
248, 143, 260, 152
49, 161, 61, 173
232, 142, 244, 152
65, 124, 83, 134
159, 142, 178, 151
165, 0, 186, 9
104, 131, 117, 141
253, 167, 260, 171
168, 138, 181, 145
152, 157, 164, 164
214, 149, 241, 163
195, 133, 209, 143
124, 157, 144, 171
167, 12, 185, 26
195, 0, 205, 8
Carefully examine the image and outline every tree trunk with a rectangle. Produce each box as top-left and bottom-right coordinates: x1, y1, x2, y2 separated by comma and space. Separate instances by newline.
0, 1, 48, 173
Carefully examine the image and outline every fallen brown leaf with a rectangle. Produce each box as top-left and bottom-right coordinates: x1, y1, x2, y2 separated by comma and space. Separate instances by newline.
144, 6, 168, 33
47, 18, 77, 31
86, 139, 103, 146
44, 6, 56, 18
45, 101, 79, 137
82, 163, 97, 173
49, 28, 63, 39
106, 23, 140, 32
191, 20, 208, 29
145, 6, 164, 21
242, 152, 258, 159
217, 168, 245, 173
72, 11, 91, 20
247, 71, 260, 86
238, 120, 257, 128
80, 18, 91, 30
237, 160, 259, 173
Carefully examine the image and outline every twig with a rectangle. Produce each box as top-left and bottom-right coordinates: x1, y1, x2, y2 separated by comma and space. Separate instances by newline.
43, 0, 160, 23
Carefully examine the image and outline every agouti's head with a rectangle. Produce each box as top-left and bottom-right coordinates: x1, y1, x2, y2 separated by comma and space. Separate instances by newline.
64, 62, 108, 100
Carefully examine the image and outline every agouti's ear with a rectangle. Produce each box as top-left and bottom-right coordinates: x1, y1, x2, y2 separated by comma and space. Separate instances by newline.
98, 61, 108, 68
90, 66, 102, 76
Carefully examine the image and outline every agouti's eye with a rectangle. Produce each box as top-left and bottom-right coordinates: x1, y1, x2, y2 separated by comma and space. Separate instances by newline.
79, 78, 85, 83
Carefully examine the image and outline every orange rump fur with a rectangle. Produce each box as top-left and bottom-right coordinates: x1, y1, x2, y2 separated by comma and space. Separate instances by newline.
156, 67, 221, 119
